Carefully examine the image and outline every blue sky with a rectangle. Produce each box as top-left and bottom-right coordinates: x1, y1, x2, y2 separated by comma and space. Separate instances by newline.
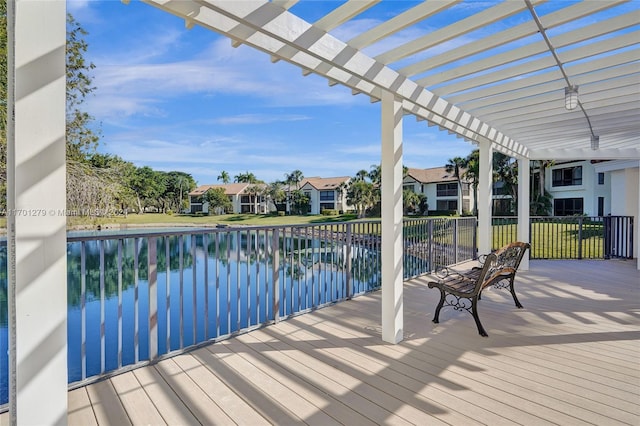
67, 0, 481, 186
66, 0, 633, 186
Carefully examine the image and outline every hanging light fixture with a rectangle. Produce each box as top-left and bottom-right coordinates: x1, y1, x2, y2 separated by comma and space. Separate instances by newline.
565, 85, 579, 110
591, 134, 599, 150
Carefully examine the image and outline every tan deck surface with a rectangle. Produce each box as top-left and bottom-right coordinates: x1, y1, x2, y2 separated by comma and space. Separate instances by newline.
3, 259, 640, 425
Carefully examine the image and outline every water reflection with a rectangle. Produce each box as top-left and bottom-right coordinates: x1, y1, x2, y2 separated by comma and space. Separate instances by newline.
0, 224, 445, 404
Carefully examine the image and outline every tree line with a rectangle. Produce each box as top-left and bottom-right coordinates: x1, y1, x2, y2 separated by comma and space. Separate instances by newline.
0, 12, 197, 216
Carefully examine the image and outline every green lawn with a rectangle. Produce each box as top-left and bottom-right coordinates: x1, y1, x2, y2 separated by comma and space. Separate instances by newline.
64, 212, 362, 229
0, 214, 606, 259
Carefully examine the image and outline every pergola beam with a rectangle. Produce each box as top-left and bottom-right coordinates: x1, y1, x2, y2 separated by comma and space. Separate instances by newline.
407, 0, 631, 78
347, 0, 460, 50
420, 28, 638, 89
467, 74, 639, 116
449, 51, 638, 106
460, 63, 639, 110
143, 0, 528, 154
374, 1, 536, 65
313, 0, 380, 32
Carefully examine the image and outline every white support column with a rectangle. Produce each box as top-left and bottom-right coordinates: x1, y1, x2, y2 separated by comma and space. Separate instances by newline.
517, 157, 530, 271
637, 166, 640, 270
380, 90, 403, 344
7, 1, 68, 424
477, 140, 493, 255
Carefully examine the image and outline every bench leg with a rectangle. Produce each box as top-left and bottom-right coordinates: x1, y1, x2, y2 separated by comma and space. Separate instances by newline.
509, 278, 523, 308
471, 297, 488, 337
432, 289, 446, 324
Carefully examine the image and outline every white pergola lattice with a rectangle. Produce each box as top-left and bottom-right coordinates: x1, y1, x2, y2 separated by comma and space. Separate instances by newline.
6, 1, 639, 424
141, 0, 639, 158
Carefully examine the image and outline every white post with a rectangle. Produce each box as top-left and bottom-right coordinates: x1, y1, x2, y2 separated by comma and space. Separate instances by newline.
517, 157, 530, 270
477, 140, 493, 255
380, 90, 403, 344
637, 166, 640, 270
7, 1, 68, 424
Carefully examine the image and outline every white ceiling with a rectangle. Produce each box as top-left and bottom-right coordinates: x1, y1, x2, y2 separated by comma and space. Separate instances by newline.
141, 0, 640, 161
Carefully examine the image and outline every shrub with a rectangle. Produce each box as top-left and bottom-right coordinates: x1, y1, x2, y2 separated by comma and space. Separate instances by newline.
321, 209, 338, 216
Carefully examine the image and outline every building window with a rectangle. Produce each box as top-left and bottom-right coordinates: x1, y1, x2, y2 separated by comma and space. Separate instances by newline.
320, 203, 334, 211
493, 199, 512, 216
461, 183, 470, 196
598, 197, 604, 216
319, 190, 334, 201
241, 195, 250, 203
552, 166, 582, 187
403, 184, 415, 192
436, 200, 457, 211
598, 172, 605, 185
493, 181, 509, 195
554, 198, 583, 216
437, 183, 457, 197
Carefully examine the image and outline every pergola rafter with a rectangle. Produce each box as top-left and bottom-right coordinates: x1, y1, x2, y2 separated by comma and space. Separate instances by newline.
143, 0, 530, 157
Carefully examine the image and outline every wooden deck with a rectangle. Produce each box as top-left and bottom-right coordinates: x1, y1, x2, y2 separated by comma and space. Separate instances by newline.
4, 259, 640, 425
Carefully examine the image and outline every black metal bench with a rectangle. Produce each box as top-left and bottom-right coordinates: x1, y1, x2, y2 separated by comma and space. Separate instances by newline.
427, 242, 530, 336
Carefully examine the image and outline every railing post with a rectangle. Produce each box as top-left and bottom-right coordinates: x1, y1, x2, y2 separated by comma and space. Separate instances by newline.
453, 219, 459, 264
148, 237, 158, 360
99, 241, 106, 374
272, 229, 280, 323
474, 217, 479, 259
346, 223, 352, 299
428, 219, 434, 271
629, 217, 634, 259
80, 242, 87, 380
604, 216, 612, 259
577, 217, 583, 260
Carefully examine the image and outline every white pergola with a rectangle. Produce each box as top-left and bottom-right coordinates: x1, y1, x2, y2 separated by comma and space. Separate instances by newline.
6, 0, 640, 424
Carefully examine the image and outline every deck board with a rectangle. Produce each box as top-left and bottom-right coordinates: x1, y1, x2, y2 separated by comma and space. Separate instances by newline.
68, 387, 98, 426
131, 365, 200, 426
109, 372, 166, 425
85, 379, 131, 426
3, 259, 639, 425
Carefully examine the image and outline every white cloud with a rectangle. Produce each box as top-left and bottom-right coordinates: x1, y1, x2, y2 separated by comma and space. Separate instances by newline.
211, 114, 311, 125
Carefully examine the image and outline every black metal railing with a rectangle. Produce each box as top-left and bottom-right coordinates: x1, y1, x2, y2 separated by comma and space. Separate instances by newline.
0, 216, 477, 407
492, 216, 634, 259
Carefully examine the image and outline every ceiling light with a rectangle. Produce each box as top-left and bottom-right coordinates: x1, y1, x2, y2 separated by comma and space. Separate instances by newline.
565, 86, 579, 110
591, 134, 599, 150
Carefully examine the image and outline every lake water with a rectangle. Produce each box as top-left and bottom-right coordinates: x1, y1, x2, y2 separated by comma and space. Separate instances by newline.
0, 227, 389, 405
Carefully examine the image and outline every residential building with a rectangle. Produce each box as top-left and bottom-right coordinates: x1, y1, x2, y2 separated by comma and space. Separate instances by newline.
543, 160, 611, 216
299, 176, 352, 214
188, 183, 274, 214
404, 167, 473, 214
593, 160, 639, 255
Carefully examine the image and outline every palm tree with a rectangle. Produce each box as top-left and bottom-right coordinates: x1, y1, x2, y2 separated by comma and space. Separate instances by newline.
284, 169, 304, 189
284, 170, 304, 214
532, 160, 554, 199
493, 152, 518, 214
445, 156, 467, 215
245, 185, 261, 214
354, 169, 369, 182
217, 170, 230, 184
234, 171, 259, 184
463, 149, 480, 216
264, 181, 285, 212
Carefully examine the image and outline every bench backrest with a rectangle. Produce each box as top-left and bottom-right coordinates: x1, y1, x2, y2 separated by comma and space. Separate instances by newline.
475, 242, 530, 293
471, 253, 507, 293
493, 241, 530, 271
